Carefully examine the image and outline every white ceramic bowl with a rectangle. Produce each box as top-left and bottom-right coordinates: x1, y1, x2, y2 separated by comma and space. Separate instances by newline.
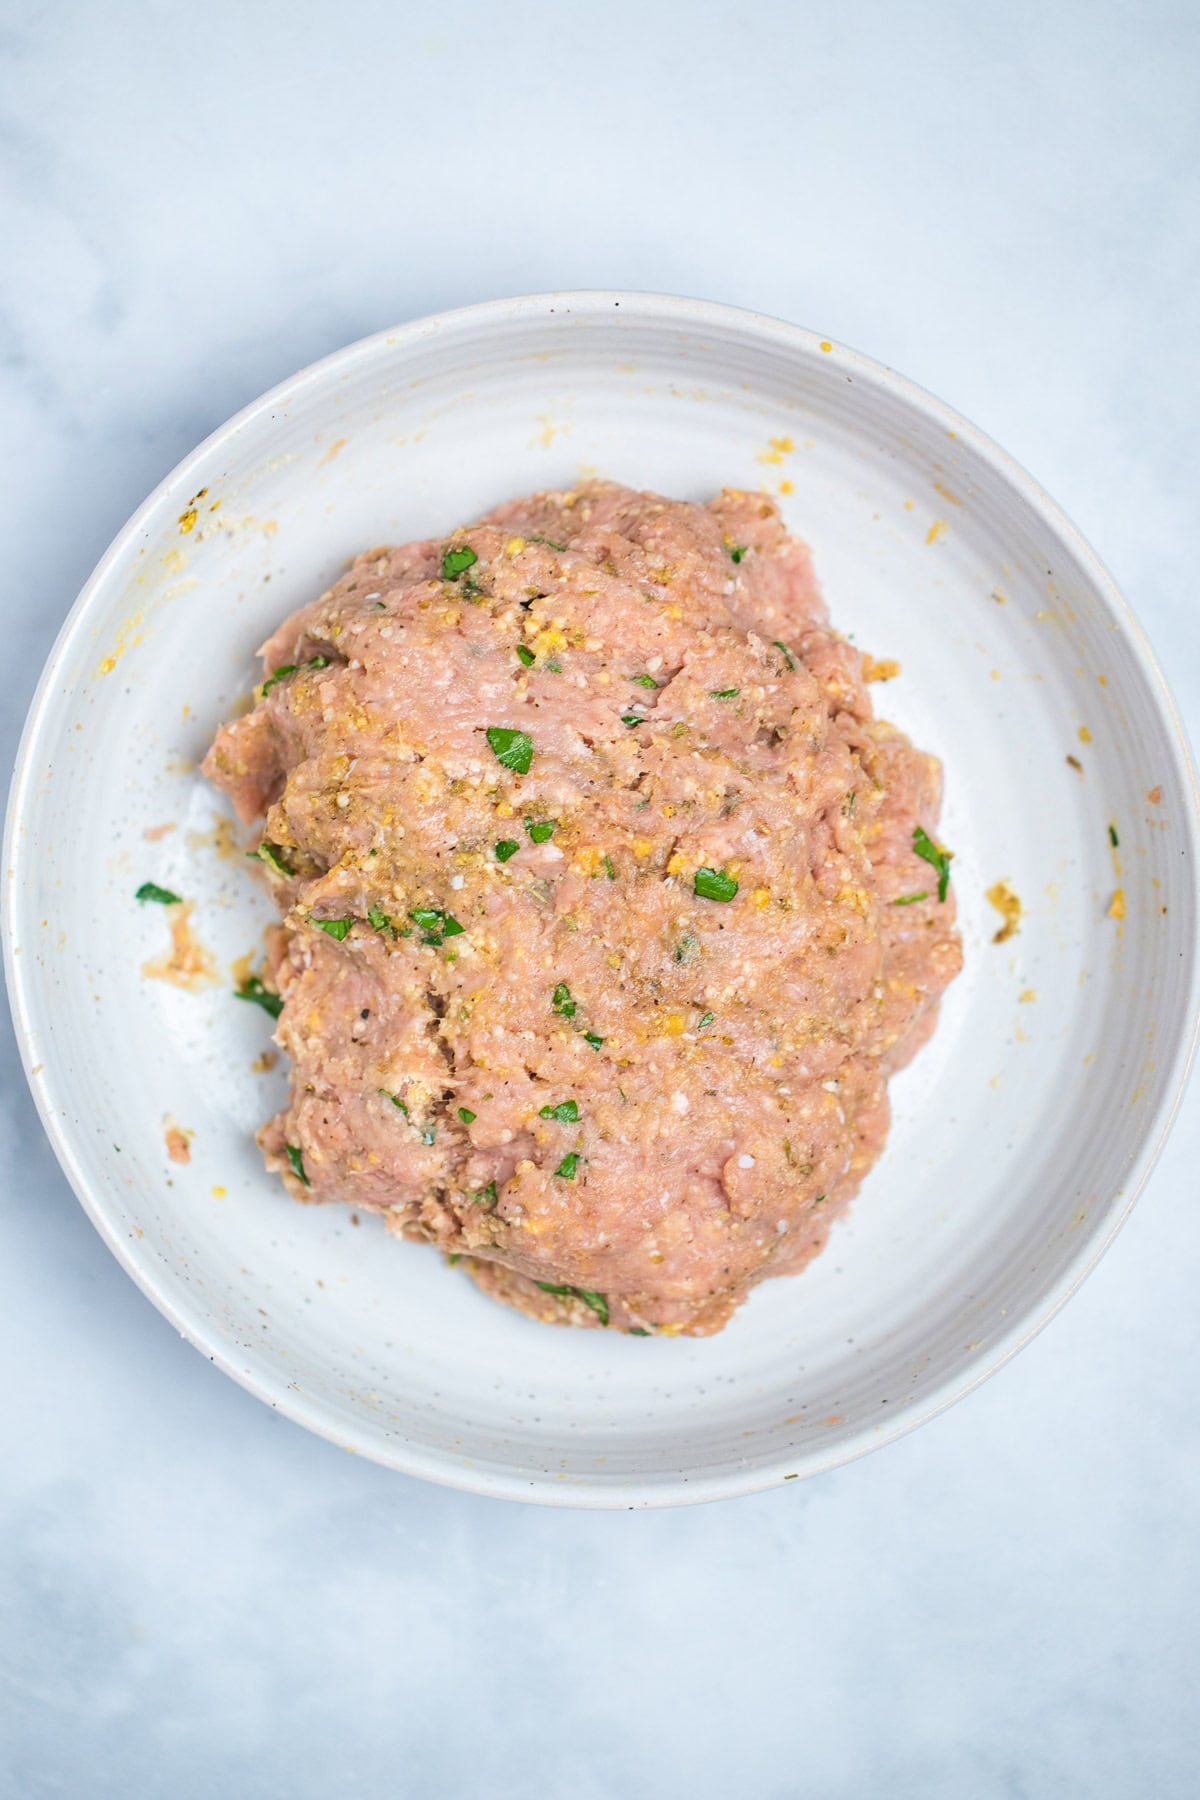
6, 293, 1198, 1506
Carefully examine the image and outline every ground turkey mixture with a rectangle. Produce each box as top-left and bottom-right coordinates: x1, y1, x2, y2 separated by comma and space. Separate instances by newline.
204, 482, 961, 1336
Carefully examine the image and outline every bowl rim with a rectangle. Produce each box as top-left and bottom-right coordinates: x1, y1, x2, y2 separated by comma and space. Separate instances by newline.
5, 288, 1199, 1507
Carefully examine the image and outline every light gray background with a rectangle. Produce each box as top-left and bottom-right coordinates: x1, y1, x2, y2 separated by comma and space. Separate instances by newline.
2, 3, 1198, 1795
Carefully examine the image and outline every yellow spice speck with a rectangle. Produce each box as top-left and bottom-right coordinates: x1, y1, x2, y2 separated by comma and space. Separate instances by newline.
1107, 888, 1126, 920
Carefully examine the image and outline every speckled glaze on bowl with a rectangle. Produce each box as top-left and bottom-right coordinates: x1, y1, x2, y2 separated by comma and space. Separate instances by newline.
5, 293, 1198, 1506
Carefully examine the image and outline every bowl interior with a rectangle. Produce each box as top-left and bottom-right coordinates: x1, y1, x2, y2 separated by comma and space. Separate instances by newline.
6, 295, 1197, 1504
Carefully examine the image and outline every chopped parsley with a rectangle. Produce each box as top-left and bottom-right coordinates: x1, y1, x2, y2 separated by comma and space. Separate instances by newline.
261, 653, 329, 696
551, 983, 576, 1018
530, 535, 568, 551
525, 816, 558, 843
603, 854, 616, 880
710, 687, 740, 699
629, 1326, 651, 1336
621, 713, 644, 728
812, 1194, 827, 1205
367, 904, 394, 935
694, 867, 738, 902
773, 639, 797, 671
313, 917, 353, 940
250, 842, 293, 877
234, 975, 283, 1019
728, 544, 747, 563
893, 892, 927, 905
1109, 824, 1119, 847
583, 1031, 604, 1051
545, 659, 562, 672
378, 1089, 408, 1114
441, 545, 478, 580
494, 838, 520, 862
516, 643, 535, 668
448, 1253, 462, 1266
630, 673, 658, 689
458, 1107, 477, 1124
913, 825, 953, 902
845, 790, 857, 816
536, 1280, 607, 1324
674, 932, 699, 963
553, 1152, 581, 1180
285, 1144, 310, 1187
698, 1010, 715, 1028
478, 1180, 498, 1206
486, 725, 534, 774
410, 906, 464, 946
135, 881, 181, 905
539, 1099, 580, 1123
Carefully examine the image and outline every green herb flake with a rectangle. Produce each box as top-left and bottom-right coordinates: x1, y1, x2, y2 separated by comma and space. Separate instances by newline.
248, 842, 293, 877
621, 713, 644, 728
367, 904, 394, 934
630, 673, 658, 689
477, 1180, 498, 1206
1109, 824, 1119, 847
710, 687, 740, 699
235, 975, 283, 1019
674, 932, 699, 963
812, 1194, 827, 1205
260, 663, 296, 696
845, 790, 857, 816
494, 838, 520, 862
553, 1152, 580, 1180
486, 725, 534, 775
694, 867, 739, 903
525, 816, 558, 844
448, 1253, 462, 1266
409, 906, 464, 946
603, 854, 616, 880
545, 659, 562, 672
583, 1031, 604, 1051
551, 983, 576, 1019
378, 1089, 408, 1115
536, 1280, 607, 1324
893, 892, 927, 906
313, 917, 353, 941
629, 1326, 651, 1336
539, 1099, 580, 1123
458, 1107, 477, 1125
729, 544, 747, 563
516, 643, 536, 668
285, 1144, 310, 1187
441, 545, 478, 580
698, 1011, 715, 1029
773, 639, 797, 671
261, 654, 328, 697
135, 881, 182, 905
530, 535, 568, 551
912, 825, 954, 902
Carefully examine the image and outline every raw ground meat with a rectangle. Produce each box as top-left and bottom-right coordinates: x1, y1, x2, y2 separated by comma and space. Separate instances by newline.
204, 481, 962, 1336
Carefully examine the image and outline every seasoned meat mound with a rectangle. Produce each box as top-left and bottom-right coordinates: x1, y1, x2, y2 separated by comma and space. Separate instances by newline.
204, 482, 961, 1336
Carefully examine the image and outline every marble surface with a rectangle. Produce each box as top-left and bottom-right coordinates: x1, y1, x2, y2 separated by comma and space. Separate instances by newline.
2, 2, 1198, 1794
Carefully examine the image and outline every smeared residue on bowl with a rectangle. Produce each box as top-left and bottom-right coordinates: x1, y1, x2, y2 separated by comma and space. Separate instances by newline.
986, 880, 1023, 943
142, 901, 218, 990
164, 1119, 192, 1164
